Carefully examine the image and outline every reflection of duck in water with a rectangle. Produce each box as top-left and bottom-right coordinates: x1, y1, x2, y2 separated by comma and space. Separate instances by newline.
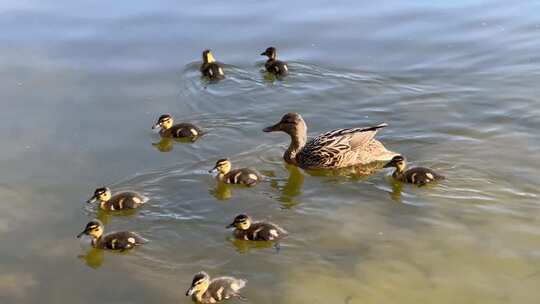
268, 165, 305, 207
76, 220, 147, 251
263, 113, 398, 170
77, 247, 104, 269
200, 50, 225, 80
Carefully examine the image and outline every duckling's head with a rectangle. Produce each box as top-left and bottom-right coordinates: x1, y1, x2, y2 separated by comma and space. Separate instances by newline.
261, 46, 277, 59
263, 112, 307, 137
87, 187, 112, 203
186, 271, 210, 296
77, 219, 104, 239
202, 49, 216, 64
226, 214, 252, 230
152, 114, 174, 130
209, 158, 232, 175
384, 155, 407, 171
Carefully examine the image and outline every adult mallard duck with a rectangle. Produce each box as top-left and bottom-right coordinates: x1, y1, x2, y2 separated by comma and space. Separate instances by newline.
263, 113, 398, 169
384, 155, 445, 186
186, 271, 246, 304
260, 46, 288, 76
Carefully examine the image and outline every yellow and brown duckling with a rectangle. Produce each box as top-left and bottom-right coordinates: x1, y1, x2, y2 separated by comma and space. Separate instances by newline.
260, 46, 288, 76
263, 112, 398, 169
186, 271, 246, 304
200, 49, 225, 80
152, 114, 202, 139
209, 159, 262, 186
77, 219, 147, 251
87, 187, 147, 211
384, 155, 445, 186
227, 214, 288, 241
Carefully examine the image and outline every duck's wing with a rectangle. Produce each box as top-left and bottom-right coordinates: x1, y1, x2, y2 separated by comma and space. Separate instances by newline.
300, 123, 388, 168
207, 277, 247, 301
249, 222, 287, 241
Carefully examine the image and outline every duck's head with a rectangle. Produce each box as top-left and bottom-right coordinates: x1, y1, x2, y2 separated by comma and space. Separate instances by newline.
209, 158, 232, 175
152, 114, 174, 130
226, 214, 252, 230
384, 155, 407, 171
77, 219, 104, 239
186, 271, 210, 296
261, 47, 277, 59
87, 187, 111, 203
202, 49, 216, 64
263, 113, 307, 137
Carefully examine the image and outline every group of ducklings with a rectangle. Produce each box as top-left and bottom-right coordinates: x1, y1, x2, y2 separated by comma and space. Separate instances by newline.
77, 47, 445, 303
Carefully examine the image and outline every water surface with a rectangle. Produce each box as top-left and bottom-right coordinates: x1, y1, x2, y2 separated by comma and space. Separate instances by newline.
1, 0, 540, 303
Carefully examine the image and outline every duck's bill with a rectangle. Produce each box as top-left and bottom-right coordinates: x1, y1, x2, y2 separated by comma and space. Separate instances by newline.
186, 287, 195, 296
208, 167, 218, 174
151, 123, 160, 129
260, 51, 267, 56
226, 222, 235, 229
263, 123, 280, 132
383, 162, 394, 168
86, 196, 97, 204
76, 230, 87, 238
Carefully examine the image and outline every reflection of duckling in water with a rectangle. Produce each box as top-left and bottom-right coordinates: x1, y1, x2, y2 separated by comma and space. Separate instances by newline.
186, 271, 246, 304
384, 155, 445, 186
209, 159, 262, 186
77, 247, 104, 269
77, 220, 147, 251
200, 50, 225, 80
210, 182, 233, 201
227, 214, 287, 241
87, 187, 147, 211
152, 114, 202, 140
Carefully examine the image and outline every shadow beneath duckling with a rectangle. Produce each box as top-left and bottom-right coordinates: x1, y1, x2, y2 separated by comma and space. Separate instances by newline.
77, 247, 104, 269
210, 182, 233, 201
269, 165, 305, 208
228, 238, 279, 254
151, 137, 200, 153
95, 208, 140, 225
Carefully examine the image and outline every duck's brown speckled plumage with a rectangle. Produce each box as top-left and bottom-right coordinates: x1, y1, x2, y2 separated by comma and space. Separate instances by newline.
263, 113, 398, 169
384, 155, 445, 186
186, 272, 246, 304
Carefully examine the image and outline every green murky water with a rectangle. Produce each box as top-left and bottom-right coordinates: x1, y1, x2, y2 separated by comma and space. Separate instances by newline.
1, 1, 539, 303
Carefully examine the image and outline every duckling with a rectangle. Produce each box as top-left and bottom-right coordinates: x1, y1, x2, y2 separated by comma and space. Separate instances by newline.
209, 159, 262, 186
186, 271, 246, 304
200, 49, 225, 80
227, 214, 287, 241
260, 46, 288, 76
384, 155, 445, 186
152, 114, 202, 139
76, 219, 147, 251
263, 112, 398, 169
87, 187, 147, 211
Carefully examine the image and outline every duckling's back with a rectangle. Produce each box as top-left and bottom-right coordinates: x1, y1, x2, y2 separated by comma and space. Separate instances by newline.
204, 277, 246, 302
